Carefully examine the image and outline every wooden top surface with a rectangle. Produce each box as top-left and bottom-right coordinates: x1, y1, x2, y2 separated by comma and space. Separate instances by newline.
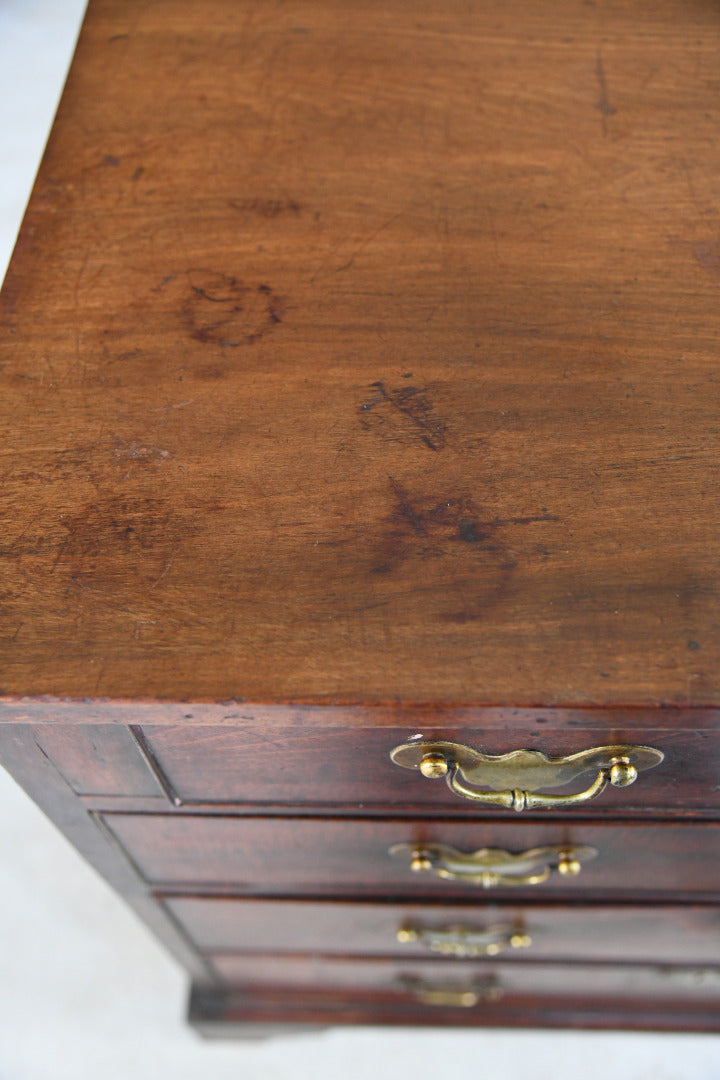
1, 0, 720, 711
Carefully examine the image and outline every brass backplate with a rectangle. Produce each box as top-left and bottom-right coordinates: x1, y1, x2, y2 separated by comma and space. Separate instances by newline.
390, 740, 664, 791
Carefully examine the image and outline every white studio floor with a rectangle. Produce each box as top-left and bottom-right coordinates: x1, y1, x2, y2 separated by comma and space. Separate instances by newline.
1, 4, 720, 1079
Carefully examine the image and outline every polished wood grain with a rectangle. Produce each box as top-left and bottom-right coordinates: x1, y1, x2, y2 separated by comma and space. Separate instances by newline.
32, 724, 163, 797
2, 0, 720, 711
189, 982, 720, 1035
3, 0, 720, 1037
26, 719, 720, 817
138, 722, 716, 815
164, 896, 720, 965
205, 954, 720, 1004
104, 814, 720, 898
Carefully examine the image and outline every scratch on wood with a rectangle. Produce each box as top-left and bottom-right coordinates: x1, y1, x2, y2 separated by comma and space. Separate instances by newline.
114, 441, 172, 462
388, 478, 427, 536
499, 513, 559, 526
595, 50, 616, 133
310, 211, 404, 281
148, 399, 196, 412
151, 272, 176, 292
93, 663, 106, 695
151, 549, 177, 588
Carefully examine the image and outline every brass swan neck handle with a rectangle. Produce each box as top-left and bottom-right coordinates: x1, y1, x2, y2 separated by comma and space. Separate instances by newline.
390, 740, 664, 812
397, 922, 532, 957
390, 841, 597, 888
398, 975, 504, 1007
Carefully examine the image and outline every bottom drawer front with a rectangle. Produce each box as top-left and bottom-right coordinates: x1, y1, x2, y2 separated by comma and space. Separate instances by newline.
206, 954, 720, 1007
165, 897, 720, 966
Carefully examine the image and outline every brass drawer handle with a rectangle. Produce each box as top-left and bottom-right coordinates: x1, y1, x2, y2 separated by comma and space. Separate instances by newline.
390, 842, 597, 888
398, 975, 503, 1007
397, 922, 532, 957
390, 740, 664, 812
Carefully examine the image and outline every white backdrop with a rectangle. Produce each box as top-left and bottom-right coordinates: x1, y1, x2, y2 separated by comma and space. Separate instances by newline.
0, 3, 718, 1077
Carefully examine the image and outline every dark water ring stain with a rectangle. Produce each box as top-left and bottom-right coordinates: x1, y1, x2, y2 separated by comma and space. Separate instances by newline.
182, 270, 285, 347
375, 480, 558, 622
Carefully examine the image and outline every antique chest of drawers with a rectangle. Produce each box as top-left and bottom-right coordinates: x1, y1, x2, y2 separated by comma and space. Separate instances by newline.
2, 0, 720, 1035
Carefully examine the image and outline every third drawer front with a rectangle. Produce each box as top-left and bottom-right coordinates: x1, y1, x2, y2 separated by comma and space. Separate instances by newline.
103, 814, 720, 899
164, 896, 720, 966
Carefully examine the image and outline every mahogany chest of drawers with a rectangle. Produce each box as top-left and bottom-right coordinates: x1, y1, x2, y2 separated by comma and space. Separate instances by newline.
2, 0, 720, 1035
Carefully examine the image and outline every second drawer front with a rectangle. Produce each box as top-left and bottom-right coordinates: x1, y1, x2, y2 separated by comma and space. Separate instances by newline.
104, 814, 720, 898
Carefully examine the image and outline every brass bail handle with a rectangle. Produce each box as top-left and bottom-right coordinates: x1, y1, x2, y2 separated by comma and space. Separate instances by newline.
389, 841, 597, 888
397, 922, 532, 957
389, 740, 664, 812
399, 975, 504, 1007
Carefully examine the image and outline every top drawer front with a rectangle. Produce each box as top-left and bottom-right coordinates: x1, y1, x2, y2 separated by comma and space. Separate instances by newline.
137, 723, 709, 816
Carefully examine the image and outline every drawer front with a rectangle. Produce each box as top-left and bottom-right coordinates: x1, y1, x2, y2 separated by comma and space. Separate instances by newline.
204, 954, 720, 1008
135, 723, 714, 816
104, 814, 720, 898
163, 897, 720, 965
31, 721, 719, 817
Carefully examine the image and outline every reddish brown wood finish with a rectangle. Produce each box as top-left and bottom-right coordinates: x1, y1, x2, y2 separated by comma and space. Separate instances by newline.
164, 897, 720, 965
138, 723, 713, 815
104, 814, 720, 898
190, 984, 720, 1035
206, 954, 720, 1003
3, 0, 720, 1036
33, 724, 163, 797
19, 720, 720, 818
1, 0, 720, 712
